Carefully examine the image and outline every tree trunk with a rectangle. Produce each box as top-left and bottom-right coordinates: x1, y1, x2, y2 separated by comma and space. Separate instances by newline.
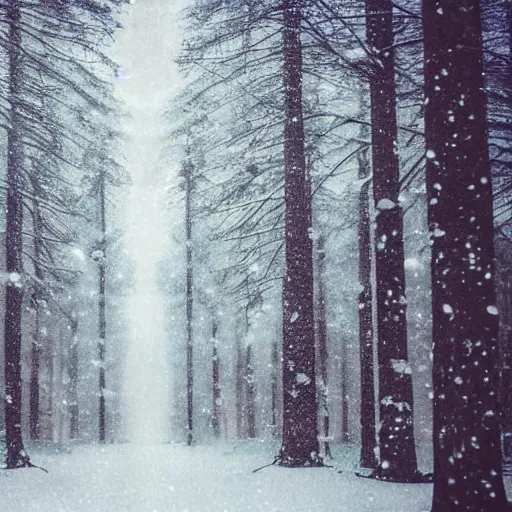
315, 234, 331, 457
98, 169, 107, 443
423, 2, 509, 509
365, 0, 418, 481
47, 333, 54, 441
278, 0, 321, 467
29, 180, 44, 441
211, 318, 221, 439
340, 337, 350, 444
245, 344, 256, 439
235, 321, 244, 440
184, 155, 194, 446
358, 176, 377, 466
270, 340, 279, 437
357, 102, 377, 466
68, 319, 79, 440
4, 0, 30, 469
29, 299, 41, 440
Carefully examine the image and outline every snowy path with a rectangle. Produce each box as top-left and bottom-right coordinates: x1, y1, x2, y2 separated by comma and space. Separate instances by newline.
2, 442, 435, 512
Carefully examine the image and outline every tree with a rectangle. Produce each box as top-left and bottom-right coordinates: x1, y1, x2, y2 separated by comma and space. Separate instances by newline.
97, 157, 107, 443
210, 316, 221, 439
4, 0, 30, 469
278, 0, 321, 467
356, 100, 377, 469
2, 0, 124, 463
423, 1, 510, 509
182, 149, 195, 446
364, 0, 419, 482
314, 233, 331, 458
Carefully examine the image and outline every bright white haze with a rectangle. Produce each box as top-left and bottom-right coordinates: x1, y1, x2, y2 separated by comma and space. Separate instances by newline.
113, 0, 186, 444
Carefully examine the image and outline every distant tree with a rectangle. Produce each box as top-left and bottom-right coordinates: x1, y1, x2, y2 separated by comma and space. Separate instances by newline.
314, 233, 331, 457
423, 1, 510, 510
356, 99, 377, 469
96, 156, 107, 444
182, 149, 195, 446
240, 277, 257, 439
210, 316, 221, 439
269, 340, 279, 437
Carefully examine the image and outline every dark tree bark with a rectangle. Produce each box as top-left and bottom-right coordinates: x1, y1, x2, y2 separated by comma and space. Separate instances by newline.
357, 104, 377, 466
97, 168, 107, 443
358, 173, 377, 466
184, 154, 194, 446
245, 344, 256, 439
340, 337, 350, 444
29, 176, 45, 441
68, 318, 79, 440
211, 318, 221, 438
364, 0, 419, 482
423, 2, 509, 510
241, 285, 257, 439
235, 321, 244, 439
314, 234, 331, 457
270, 340, 279, 437
4, 0, 31, 469
278, 0, 321, 467
29, 308, 41, 441
46, 333, 54, 441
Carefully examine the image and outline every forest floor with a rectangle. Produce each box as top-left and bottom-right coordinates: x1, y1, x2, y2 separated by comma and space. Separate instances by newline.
1, 440, 510, 512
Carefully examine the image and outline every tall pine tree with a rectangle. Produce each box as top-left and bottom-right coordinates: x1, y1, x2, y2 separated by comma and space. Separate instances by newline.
423, 1, 509, 510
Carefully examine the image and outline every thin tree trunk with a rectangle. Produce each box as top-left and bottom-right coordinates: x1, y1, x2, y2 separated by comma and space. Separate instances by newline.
358, 179, 377, 466
29, 298, 41, 440
278, 0, 321, 467
29, 179, 44, 441
184, 155, 194, 446
98, 170, 106, 443
235, 321, 244, 440
364, 0, 418, 481
47, 333, 54, 441
315, 234, 331, 457
423, 1, 509, 509
211, 318, 221, 439
270, 340, 279, 437
241, 280, 257, 440
4, 0, 30, 469
68, 319, 79, 440
245, 344, 256, 439
357, 98, 377, 467
340, 337, 349, 444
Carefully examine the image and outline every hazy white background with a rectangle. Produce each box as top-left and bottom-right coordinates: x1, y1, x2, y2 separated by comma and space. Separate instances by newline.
113, 0, 189, 443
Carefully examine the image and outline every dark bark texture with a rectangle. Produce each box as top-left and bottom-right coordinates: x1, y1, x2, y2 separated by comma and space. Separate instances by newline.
357, 150, 377, 468
211, 319, 221, 438
278, 0, 321, 467
315, 234, 331, 458
68, 319, 79, 439
365, 0, 418, 481
98, 171, 106, 443
29, 186, 44, 441
245, 344, 256, 439
423, 1, 509, 510
184, 157, 194, 446
270, 340, 279, 437
4, 0, 30, 469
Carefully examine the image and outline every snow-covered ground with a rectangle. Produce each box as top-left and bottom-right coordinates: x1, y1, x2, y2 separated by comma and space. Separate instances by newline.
2, 440, 511, 512
0, 441, 434, 512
